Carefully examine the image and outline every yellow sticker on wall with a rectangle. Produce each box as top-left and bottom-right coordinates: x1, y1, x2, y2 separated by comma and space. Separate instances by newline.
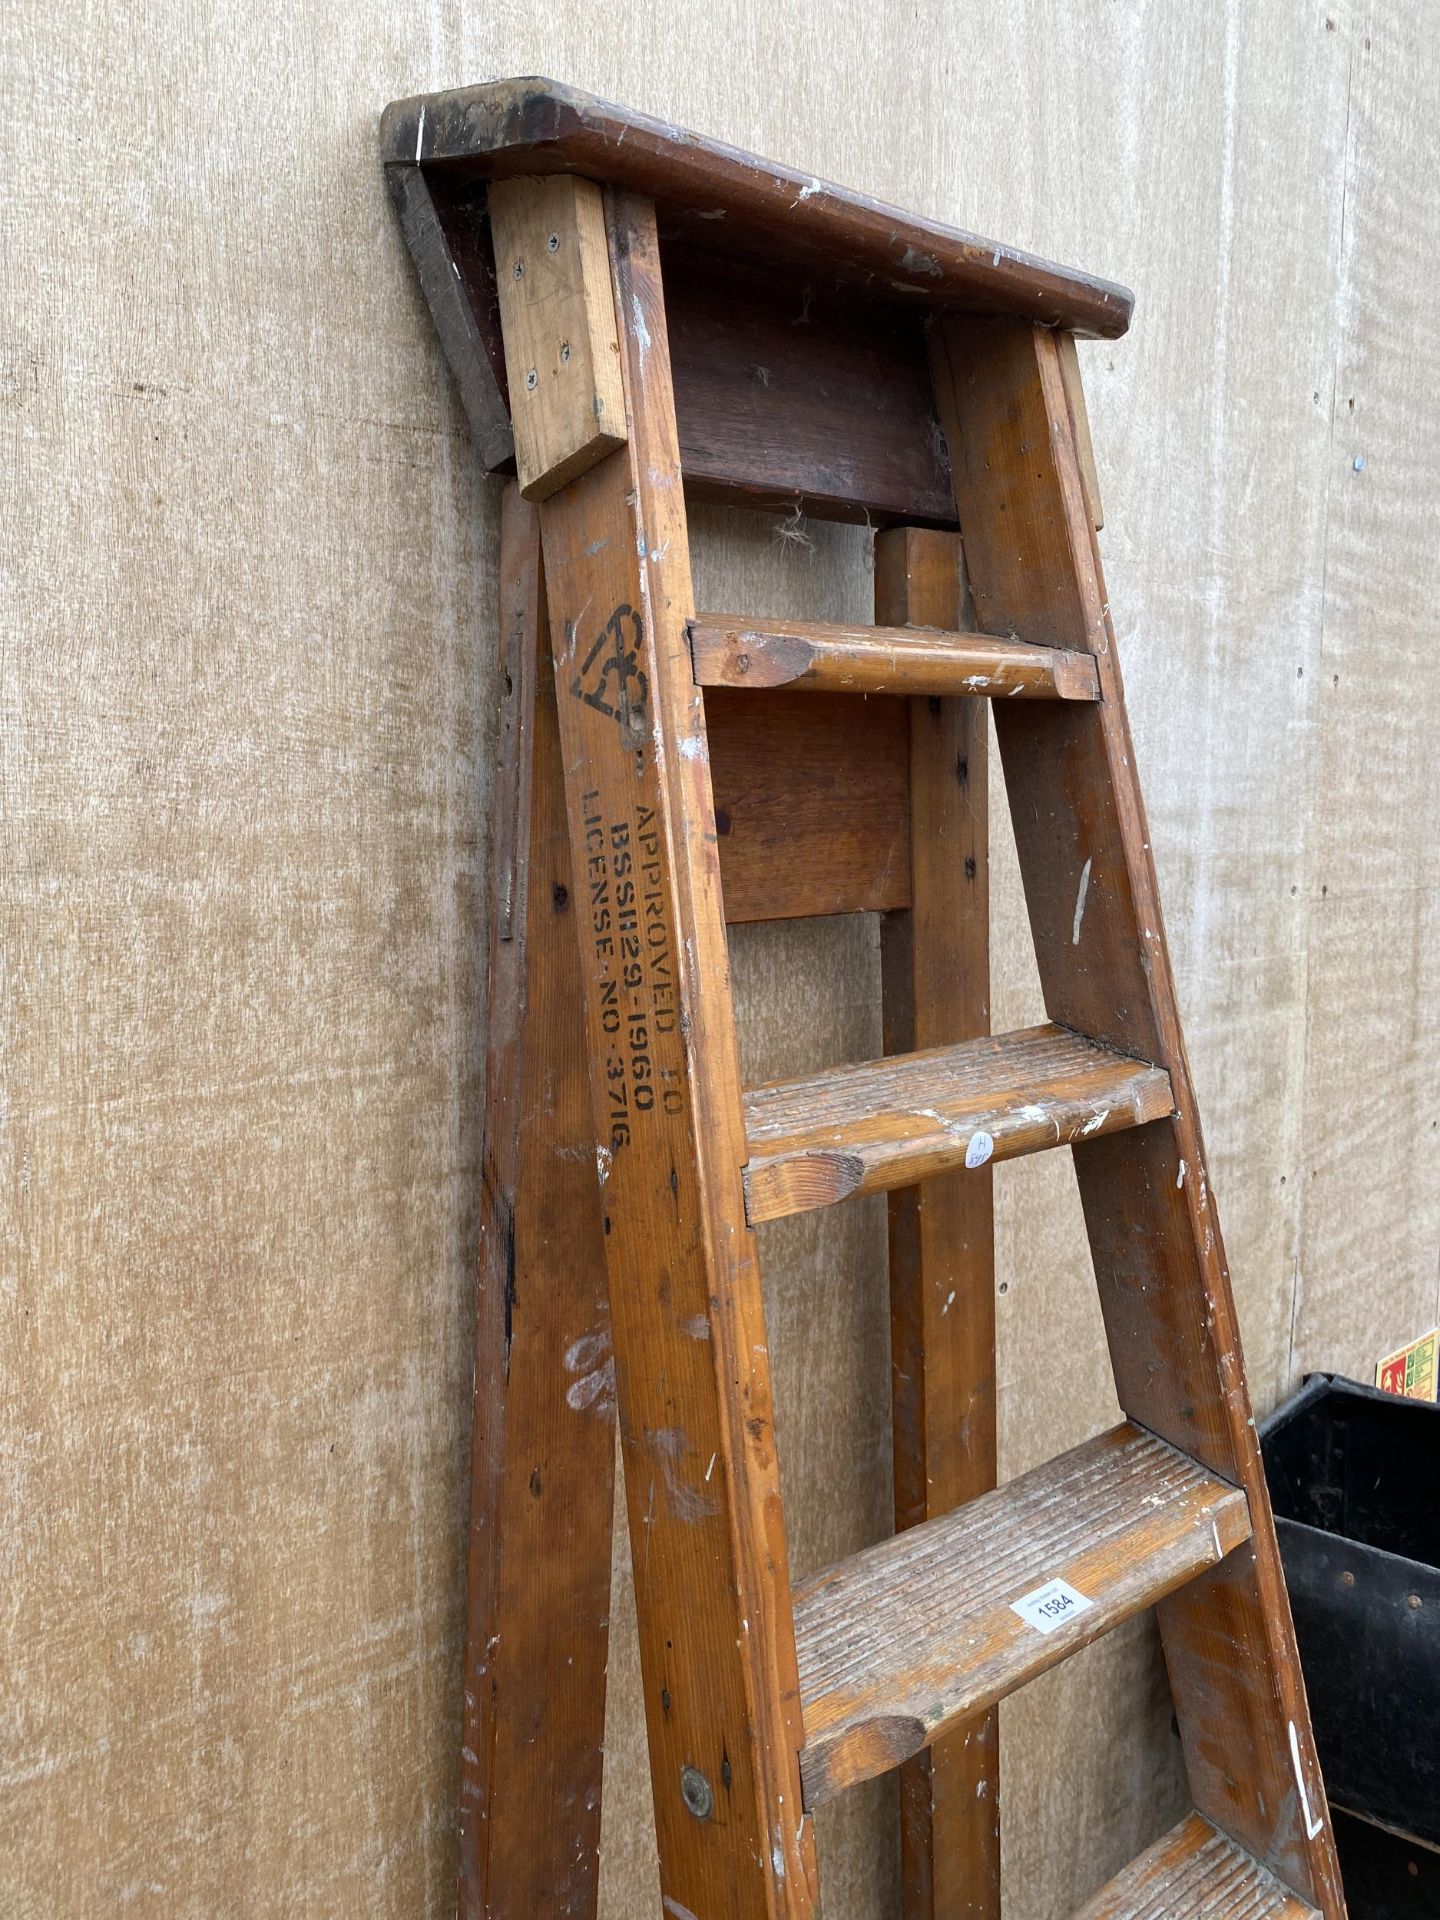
1375, 1329, 1439, 1402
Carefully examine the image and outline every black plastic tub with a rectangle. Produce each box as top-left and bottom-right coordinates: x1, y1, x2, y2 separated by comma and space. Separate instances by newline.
1261, 1373, 1440, 1851
1333, 1807, 1440, 1918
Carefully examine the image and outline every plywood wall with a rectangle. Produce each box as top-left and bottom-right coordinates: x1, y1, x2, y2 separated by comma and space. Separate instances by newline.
4, 3, 1436, 1916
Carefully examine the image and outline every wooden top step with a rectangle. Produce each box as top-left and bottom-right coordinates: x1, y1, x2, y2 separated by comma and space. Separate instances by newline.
743, 1023, 1172, 1224
1073, 1812, 1321, 1919
794, 1424, 1251, 1807
690, 615, 1101, 700
380, 77, 1133, 339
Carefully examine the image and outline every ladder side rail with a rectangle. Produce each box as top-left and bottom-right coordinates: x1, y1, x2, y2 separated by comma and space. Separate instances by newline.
876, 526, 1000, 1920
495, 175, 817, 1919
929, 315, 1344, 1917
460, 490, 616, 1918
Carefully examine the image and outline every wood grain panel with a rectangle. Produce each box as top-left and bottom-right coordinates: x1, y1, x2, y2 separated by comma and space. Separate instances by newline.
668, 252, 958, 525
707, 688, 912, 923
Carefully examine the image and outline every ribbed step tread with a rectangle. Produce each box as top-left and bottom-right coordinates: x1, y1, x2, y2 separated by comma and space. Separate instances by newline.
794, 1424, 1251, 1807
743, 1022, 1172, 1224
1074, 1812, 1321, 1918
689, 614, 1100, 700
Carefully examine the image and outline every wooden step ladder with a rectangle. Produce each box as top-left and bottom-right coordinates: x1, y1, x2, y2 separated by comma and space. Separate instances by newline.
381, 77, 1345, 1920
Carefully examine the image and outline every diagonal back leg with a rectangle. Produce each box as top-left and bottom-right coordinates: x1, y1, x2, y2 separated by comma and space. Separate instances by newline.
460, 487, 615, 1919
929, 315, 1345, 1919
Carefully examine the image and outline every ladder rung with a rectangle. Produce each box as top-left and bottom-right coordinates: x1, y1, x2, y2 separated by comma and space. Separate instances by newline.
794, 1425, 1251, 1808
1072, 1811, 1321, 1919
690, 614, 1100, 700
743, 1023, 1172, 1224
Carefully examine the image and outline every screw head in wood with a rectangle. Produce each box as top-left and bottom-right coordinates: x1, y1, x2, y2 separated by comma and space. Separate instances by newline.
547, 231, 560, 251
526, 368, 538, 391
513, 259, 523, 280
679, 1766, 713, 1820
560, 342, 571, 364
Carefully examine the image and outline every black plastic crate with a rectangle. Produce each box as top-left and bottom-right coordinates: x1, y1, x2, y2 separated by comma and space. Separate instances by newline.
1261, 1373, 1440, 1851
1333, 1808, 1440, 1919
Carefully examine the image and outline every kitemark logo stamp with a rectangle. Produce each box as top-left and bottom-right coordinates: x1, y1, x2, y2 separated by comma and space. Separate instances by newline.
572, 603, 648, 731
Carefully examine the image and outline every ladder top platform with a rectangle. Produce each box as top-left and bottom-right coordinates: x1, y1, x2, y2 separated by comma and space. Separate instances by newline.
380, 76, 1133, 340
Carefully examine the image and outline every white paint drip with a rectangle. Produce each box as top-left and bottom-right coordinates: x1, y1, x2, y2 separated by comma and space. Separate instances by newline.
1176, 1158, 1187, 1189
564, 1331, 615, 1414
677, 735, 706, 761
942, 1289, 956, 1316
596, 1145, 612, 1185
1072, 856, 1092, 945
565, 1360, 615, 1412
415, 105, 425, 162
1288, 1721, 1325, 1838
1078, 1107, 1110, 1137
663, 1898, 700, 1920
631, 292, 652, 362
648, 1426, 719, 1522
564, 1328, 602, 1374
565, 1332, 609, 1373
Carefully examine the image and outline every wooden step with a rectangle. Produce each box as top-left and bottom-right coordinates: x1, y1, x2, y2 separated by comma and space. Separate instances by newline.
742, 1023, 1172, 1224
793, 1425, 1251, 1808
1073, 1812, 1321, 1919
690, 614, 1100, 699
